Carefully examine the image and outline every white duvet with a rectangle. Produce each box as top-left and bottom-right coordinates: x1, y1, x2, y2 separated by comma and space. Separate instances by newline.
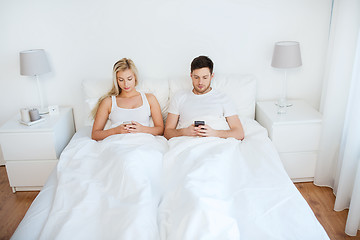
12, 120, 329, 240
28, 132, 167, 240
158, 118, 329, 240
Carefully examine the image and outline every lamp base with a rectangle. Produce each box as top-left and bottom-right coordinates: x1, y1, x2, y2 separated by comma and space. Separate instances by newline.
275, 100, 292, 114
275, 102, 293, 107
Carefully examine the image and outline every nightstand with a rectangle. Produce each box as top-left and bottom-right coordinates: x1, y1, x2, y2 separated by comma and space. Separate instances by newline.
0, 107, 75, 192
255, 100, 322, 182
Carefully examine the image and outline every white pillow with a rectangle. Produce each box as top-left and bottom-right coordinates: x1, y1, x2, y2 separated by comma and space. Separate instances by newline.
136, 78, 169, 121
82, 77, 169, 126
168, 74, 193, 100
168, 74, 257, 119
212, 74, 256, 119
82, 79, 113, 126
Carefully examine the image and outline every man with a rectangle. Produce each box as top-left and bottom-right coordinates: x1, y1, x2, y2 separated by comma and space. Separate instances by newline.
164, 56, 244, 140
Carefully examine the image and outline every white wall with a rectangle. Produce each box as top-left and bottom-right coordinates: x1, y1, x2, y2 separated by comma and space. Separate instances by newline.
0, 0, 331, 128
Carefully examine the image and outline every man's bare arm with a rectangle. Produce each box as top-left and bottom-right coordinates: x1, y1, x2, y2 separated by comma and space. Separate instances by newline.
196, 115, 244, 140
164, 113, 197, 140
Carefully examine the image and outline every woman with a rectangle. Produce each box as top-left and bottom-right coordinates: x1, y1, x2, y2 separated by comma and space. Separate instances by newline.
91, 58, 164, 140
25, 59, 166, 239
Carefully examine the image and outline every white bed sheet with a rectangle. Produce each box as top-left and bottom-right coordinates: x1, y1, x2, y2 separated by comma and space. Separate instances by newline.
158, 118, 329, 240
11, 127, 168, 240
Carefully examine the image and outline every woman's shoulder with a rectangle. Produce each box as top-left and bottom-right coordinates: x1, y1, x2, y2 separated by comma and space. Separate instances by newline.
144, 92, 155, 99
102, 95, 113, 101
99, 95, 113, 107
144, 92, 159, 105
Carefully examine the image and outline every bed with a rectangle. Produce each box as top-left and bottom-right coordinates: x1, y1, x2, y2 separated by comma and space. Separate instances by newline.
11, 74, 329, 240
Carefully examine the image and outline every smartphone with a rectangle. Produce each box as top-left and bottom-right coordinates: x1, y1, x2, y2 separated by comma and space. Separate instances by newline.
194, 121, 205, 127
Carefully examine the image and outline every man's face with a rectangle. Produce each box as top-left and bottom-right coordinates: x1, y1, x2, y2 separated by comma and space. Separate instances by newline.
191, 67, 213, 95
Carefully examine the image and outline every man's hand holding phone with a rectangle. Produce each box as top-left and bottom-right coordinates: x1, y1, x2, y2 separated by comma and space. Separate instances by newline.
194, 121, 218, 137
194, 121, 205, 127
194, 120, 206, 137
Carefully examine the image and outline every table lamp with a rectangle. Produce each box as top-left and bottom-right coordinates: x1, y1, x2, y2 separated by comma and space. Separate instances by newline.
20, 49, 51, 114
271, 41, 302, 113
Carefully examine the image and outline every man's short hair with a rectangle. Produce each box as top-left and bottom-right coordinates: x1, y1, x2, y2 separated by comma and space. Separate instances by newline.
191, 56, 214, 74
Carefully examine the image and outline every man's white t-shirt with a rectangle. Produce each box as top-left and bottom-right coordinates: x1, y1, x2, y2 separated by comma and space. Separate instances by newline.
168, 89, 238, 129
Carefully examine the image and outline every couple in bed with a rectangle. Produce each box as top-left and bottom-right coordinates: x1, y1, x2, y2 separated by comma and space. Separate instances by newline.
87, 56, 245, 239
13, 56, 330, 240
91, 56, 244, 141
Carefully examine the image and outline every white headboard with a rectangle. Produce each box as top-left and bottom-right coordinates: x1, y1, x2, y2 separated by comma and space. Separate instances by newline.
82, 74, 256, 126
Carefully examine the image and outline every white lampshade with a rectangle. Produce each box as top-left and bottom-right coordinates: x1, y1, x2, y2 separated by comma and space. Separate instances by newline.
271, 41, 302, 68
20, 49, 50, 76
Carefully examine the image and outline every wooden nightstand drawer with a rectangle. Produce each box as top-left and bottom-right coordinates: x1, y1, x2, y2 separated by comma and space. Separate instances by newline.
272, 123, 321, 152
0, 132, 57, 160
6, 160, 57, 187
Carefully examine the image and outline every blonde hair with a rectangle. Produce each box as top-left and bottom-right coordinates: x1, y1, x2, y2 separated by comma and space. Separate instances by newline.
91, 58, 139, 118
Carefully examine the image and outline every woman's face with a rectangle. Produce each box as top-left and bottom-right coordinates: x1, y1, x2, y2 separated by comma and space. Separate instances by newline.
116, 69, 136, 92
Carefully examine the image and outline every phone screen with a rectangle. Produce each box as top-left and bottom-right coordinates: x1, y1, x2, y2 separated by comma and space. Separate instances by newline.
194, 121, 205, 127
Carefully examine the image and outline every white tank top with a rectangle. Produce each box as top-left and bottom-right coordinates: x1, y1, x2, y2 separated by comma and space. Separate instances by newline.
108, 92, 151, 128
